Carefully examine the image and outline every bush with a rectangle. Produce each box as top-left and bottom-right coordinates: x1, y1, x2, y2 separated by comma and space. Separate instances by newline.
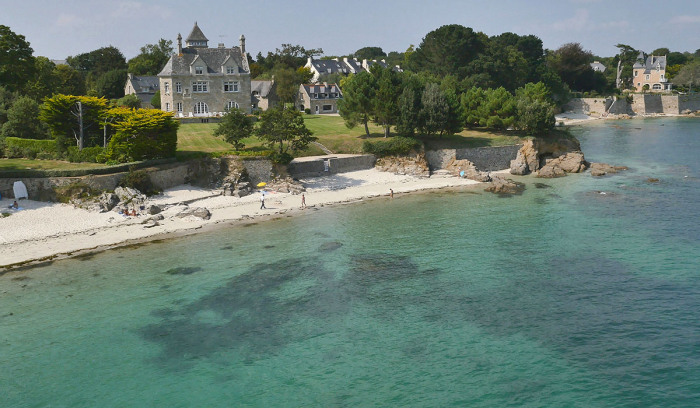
67, 146, 104, 163
304, 108, 311, 114
362, 136, 422, 157
270, 152, 294, 164
3, 137, 57, 159
118, 169, 157, 195
103, 109, 179, 163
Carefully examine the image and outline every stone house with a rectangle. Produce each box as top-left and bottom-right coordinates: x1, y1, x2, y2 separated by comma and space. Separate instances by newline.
304, 57, 402, 83
633, 54, 672, 92
124, 74, 160, 108
590, 61, 606, 73
296, 83, 342, 114
251, 80, 279, 111
158, 22, 252, 116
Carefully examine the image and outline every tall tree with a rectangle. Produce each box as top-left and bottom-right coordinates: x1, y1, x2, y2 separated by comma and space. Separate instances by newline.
1, 96, 49, 140
24, 57, 57, 101
548, 43, 599, 92
673, 61, 700, 91
409, 24, 486, 79
353, 47, 386, 61
67, 46, 128, 76
95, 69, 127, 99
214, 108, 254, 150
371, 66, 402, 138
127, 39, 173, 75
419, 83, 450, 137
395, 76, 423, 137
39, 94, 110, 151
54, 64, 86, 96
0, 25, 36, 93
338, 71, 376, 136
255, 106, 316, 163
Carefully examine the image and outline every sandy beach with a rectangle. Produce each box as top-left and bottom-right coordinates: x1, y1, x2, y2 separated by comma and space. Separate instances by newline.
0, 169, 492, 270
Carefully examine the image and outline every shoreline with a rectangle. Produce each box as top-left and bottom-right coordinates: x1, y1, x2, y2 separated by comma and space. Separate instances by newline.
0, 169, 499, 272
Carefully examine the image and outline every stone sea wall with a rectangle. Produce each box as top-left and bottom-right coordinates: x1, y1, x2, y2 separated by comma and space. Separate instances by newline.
567, 94, 700, 116
287, 155, 376, 178
425, 145, 523, 172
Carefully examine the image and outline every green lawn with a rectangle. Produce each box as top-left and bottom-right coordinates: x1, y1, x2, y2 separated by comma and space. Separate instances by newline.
0, 158, 107, 171
176, 115, 527, 157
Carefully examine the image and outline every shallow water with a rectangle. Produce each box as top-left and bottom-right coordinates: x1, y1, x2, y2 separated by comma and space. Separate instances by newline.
2, 117, 699, 407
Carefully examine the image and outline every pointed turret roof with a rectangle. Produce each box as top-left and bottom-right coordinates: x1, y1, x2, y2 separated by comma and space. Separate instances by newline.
186, 22, 209, 42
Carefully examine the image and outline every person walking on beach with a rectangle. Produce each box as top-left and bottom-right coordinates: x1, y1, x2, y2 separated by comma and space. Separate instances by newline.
390, 188, 394, 199
301, 193, 306, 209
260, 192, 266, 209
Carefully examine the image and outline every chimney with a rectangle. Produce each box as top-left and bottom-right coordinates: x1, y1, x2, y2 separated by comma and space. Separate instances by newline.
177, 33, 182, 55
218, 43, 225, 48
239, 34, 246, 55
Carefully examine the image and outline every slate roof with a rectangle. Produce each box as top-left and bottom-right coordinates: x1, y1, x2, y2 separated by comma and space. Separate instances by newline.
186, 22, 209, 42
300, 83, 342, 99
251, 80, 274, 98
130, 75, 160, 90
590, 61, 606, 72
158, 46, 249, 76
311, 59, 350, 75
633, 55, 667, 74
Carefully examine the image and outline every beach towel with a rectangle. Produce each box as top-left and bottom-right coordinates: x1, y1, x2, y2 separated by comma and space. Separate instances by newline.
13, 181, 28, 199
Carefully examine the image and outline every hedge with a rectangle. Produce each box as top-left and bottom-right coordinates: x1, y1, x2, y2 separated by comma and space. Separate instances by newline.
67, 146, 104, 163
362, 137, 422, 158
4, 137, 57, 159
0, 158, 177, 179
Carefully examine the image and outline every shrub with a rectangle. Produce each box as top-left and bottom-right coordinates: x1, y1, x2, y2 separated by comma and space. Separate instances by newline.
362, 136, 422, 157
103, 109, 179, 163
118, 169, 157, 195
304, 108, 311, 114
67, 146, 104, 163
3, 137, 57, 159
270, 152, 294, 164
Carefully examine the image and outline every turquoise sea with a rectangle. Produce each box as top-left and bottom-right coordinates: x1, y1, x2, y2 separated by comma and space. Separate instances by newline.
1, 118, 699, 407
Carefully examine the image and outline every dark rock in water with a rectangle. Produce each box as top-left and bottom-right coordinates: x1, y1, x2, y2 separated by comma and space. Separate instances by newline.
220, 246, 233, 250
319, 241, 343, 252
534, 197, 548, 205
264, 245, 276, 249
485, 177, 525, 196
534, 183, 552, 189
647, 178, 660, 183
11, 276, 30, 281
166, 267, 203, 275
590, 162, 628, 177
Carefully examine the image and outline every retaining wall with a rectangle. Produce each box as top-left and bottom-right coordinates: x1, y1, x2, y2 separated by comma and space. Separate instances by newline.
287, 155, 376, 178
425, 145, 522, 172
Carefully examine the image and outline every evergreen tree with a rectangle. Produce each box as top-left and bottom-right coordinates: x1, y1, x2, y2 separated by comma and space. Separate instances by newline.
419, 83, 450, 137
338, 71, 376, 137
1, 96, 49, 140
214, 108, 254, 150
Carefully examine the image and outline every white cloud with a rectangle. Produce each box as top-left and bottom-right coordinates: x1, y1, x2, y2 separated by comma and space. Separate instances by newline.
670, 15, 700, 24
552, 9, 590, 31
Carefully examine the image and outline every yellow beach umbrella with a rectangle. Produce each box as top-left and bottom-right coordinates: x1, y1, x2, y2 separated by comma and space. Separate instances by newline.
257, 182, 267, 187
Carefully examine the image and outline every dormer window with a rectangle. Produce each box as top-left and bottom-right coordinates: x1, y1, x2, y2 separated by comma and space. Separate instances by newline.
226, 67, 236, 75
195, 66, 204, 75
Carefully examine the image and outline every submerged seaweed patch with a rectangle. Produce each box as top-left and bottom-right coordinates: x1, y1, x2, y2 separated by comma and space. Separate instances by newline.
166, 267, 203, 275
534, 183, 552, 189
220, 246, 233, 251
318, 241, 343, 252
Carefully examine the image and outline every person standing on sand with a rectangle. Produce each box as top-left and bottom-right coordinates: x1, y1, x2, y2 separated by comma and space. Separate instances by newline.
301, 193, 306, 209
390, 188, 394, 199
260, 192, 266, 209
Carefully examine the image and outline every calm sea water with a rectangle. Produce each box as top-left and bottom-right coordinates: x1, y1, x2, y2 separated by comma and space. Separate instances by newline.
1, 118, 699, 407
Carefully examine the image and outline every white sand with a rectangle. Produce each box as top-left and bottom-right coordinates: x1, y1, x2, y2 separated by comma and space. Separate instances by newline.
0, 169, 486, 268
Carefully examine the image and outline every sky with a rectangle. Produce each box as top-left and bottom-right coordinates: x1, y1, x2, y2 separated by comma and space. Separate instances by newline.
2, 0, 700, 61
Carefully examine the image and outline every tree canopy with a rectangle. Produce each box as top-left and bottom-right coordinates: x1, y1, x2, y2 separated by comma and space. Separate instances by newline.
128, 39, 173, 76
255, 107, 315, 163
0, 25, 36, 93
214, 108, 254, 150
409, 24, 486, 78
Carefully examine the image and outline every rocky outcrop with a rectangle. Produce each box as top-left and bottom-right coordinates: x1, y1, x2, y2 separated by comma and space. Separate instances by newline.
590, 162, 628, 177
485, 176, 525, 195
510, 136, 582, 175
264, 176, 305, 194
444, 158, 491, 182
376, 154, 430, 178
176, 207, 211, 220
97, 192, 120, 212
537, 151, 588, 178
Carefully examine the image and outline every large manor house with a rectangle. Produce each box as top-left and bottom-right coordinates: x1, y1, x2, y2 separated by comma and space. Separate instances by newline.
156, 23, 251, 116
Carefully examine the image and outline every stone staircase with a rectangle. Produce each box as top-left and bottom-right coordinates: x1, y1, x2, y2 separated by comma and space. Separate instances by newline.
312, 141, 333, 155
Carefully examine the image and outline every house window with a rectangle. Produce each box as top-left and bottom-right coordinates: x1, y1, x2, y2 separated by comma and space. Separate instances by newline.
194, 102, 208, 115
177, 102, 182, 112
323, 105, 332, 111
637, 83, 641, 87
653, 84, 662, 90
226, 67, 236, 74
645, 74, 650, 80
252, 91, 259, 96
195, 66, 204, 75
226, 101, 239, 110
634, 71, 638, 77
164, 82, 170, 95
192, 81, 208, 92
176, 82, 182, 93
165, 102, 170, 112
224, 81, 239, 92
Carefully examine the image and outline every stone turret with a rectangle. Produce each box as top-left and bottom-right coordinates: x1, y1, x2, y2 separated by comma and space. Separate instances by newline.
186, 22, 209, 49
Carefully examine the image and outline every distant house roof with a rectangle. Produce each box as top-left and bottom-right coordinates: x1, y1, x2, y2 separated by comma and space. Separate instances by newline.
590, 61, 606, 72
158, 46, 249, 76
311, 59, 350, 75
51, 59, 67, 66
251, 80, 274, 98
186, 22, 209, 42
305, 57, 402, 83
130, 75, 160, 91
633, 55, 667, 73
300, 83, 342, 99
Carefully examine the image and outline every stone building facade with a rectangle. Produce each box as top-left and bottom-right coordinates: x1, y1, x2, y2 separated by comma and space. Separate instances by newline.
296, 83, 342, 114
251, 80, 279, 111
158, 23, 252, 116
633, 55, 672, 92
